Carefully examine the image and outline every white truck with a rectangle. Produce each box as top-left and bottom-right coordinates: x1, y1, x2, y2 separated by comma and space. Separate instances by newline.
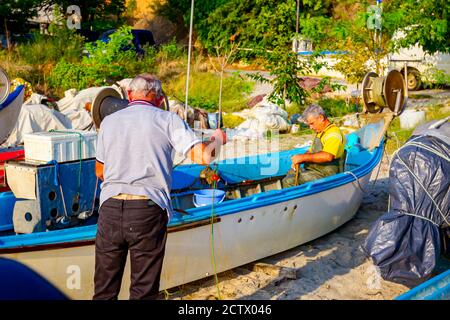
387, 31, 450, 91
293, 37, 450, 91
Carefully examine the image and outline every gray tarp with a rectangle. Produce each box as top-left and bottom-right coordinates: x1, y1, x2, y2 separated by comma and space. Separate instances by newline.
363, 118, 450, 287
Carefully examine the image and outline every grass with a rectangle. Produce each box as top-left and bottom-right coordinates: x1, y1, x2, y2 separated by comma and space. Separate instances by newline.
386, 105, 450, 155
165, 71, 254, 113
222, 113, 246, 128
409, 94, 433, 100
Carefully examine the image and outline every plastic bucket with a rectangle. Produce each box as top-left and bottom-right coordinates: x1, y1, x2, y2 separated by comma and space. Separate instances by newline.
0, 192, 16, 232
193, 189, 226, 207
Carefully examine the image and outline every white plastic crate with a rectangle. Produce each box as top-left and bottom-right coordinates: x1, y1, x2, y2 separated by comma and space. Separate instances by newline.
24, 130, 97, 163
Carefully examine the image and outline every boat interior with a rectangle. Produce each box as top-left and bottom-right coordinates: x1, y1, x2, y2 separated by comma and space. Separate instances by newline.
170, 117, 387, 211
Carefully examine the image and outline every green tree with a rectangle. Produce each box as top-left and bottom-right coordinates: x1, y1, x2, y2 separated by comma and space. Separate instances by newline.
46, 0, 127, 32
387, 0, 449, 54
249, 47, 315, 107
0, 0, 42, 35
158, 0, 334, 52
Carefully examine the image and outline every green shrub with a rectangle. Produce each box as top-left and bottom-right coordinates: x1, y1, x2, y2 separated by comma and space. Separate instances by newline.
317, 98, 358, 118
422, 68, 450, 89
1, 12, 85, 94
17, 31, 84, 66
285, 103, 307, 118
157, 38, 185, 61
48, 26, 157, 94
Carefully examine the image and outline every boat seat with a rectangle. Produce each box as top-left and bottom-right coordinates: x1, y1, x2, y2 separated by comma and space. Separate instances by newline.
343, 132, 369, 171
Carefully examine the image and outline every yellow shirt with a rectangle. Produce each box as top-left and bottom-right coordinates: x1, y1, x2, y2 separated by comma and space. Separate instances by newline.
312, 123, 345, 159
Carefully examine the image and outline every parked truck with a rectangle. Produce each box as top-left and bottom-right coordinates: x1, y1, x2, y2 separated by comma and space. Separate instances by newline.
387, 30, 450, 91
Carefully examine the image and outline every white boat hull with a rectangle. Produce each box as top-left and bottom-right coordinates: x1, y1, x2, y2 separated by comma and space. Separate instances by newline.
3, 172, 371, 300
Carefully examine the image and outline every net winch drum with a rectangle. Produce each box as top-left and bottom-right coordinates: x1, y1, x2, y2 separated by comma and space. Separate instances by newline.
91, 87, 171, 128
91, 87, 128, 129
0, 68, 10, 105
361, 70, 406, 115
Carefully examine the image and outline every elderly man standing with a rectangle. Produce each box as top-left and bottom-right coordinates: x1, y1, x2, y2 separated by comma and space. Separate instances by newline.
282, 104, 346, 187
93, 74, 226, 300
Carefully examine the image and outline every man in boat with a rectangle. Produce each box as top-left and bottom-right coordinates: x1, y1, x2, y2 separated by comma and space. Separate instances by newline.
282, 104, 346, 187
93, 74, 227, 300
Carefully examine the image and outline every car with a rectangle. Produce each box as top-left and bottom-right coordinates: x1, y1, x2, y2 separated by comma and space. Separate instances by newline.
98, 29, 156, 55
75, 29, 101, 42
0, 33, 34, 49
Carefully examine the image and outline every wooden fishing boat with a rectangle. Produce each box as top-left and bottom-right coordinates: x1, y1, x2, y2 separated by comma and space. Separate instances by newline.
0, 115, 388, 300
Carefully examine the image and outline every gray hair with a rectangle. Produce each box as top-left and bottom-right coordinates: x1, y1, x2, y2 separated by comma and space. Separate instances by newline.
302, 104, 327, 120
128, 74, 163, 98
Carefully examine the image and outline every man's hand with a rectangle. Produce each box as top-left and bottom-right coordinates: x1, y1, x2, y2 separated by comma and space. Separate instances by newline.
210, 129, 227, 145
95, 160, 104, 181
291, 154, 306, 168
189, 129, 227, 165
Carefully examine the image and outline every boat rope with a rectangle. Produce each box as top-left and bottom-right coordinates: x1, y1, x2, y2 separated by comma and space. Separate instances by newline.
343, 141, 386, 195
399, 211, 440, 227
91, 177, 99, 215
392, 150, 450, 227
59, 176, 69, 222
210, 178, 223, 300
343, 171, 369, 193
78, 176, 100, 220
401, 141, 450, 162
47, 160, 70, 223
49, 130, 83, 198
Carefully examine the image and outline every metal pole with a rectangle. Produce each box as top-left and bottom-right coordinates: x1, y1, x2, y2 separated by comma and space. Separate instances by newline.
378, 0, 383, 74
218, 70, 223, 128
185, 0, 195, 123
294, 0, 300, 52
404, 62, 408, 98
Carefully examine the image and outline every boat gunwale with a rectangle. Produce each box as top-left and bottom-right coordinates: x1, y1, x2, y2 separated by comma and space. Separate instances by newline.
0, 141, 384, 251
0, 217, 221, 254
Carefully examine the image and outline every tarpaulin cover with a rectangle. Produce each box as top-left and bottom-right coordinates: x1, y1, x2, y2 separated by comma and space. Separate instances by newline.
362, 119, 450, 287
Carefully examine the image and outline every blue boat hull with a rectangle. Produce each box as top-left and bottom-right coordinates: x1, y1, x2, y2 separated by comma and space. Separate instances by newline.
396, 268, 450, 300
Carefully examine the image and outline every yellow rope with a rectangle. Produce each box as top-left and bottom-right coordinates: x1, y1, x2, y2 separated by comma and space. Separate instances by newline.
210, 177, 222, 300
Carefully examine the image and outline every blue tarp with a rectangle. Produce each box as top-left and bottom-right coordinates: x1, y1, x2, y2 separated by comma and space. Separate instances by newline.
363, 119, 450, 287
0, 258, 67, 300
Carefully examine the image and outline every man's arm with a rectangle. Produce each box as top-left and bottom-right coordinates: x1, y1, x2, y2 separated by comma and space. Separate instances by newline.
95, 161, 104, 181
188, 129, 226, 165
291, 151, 334, 167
